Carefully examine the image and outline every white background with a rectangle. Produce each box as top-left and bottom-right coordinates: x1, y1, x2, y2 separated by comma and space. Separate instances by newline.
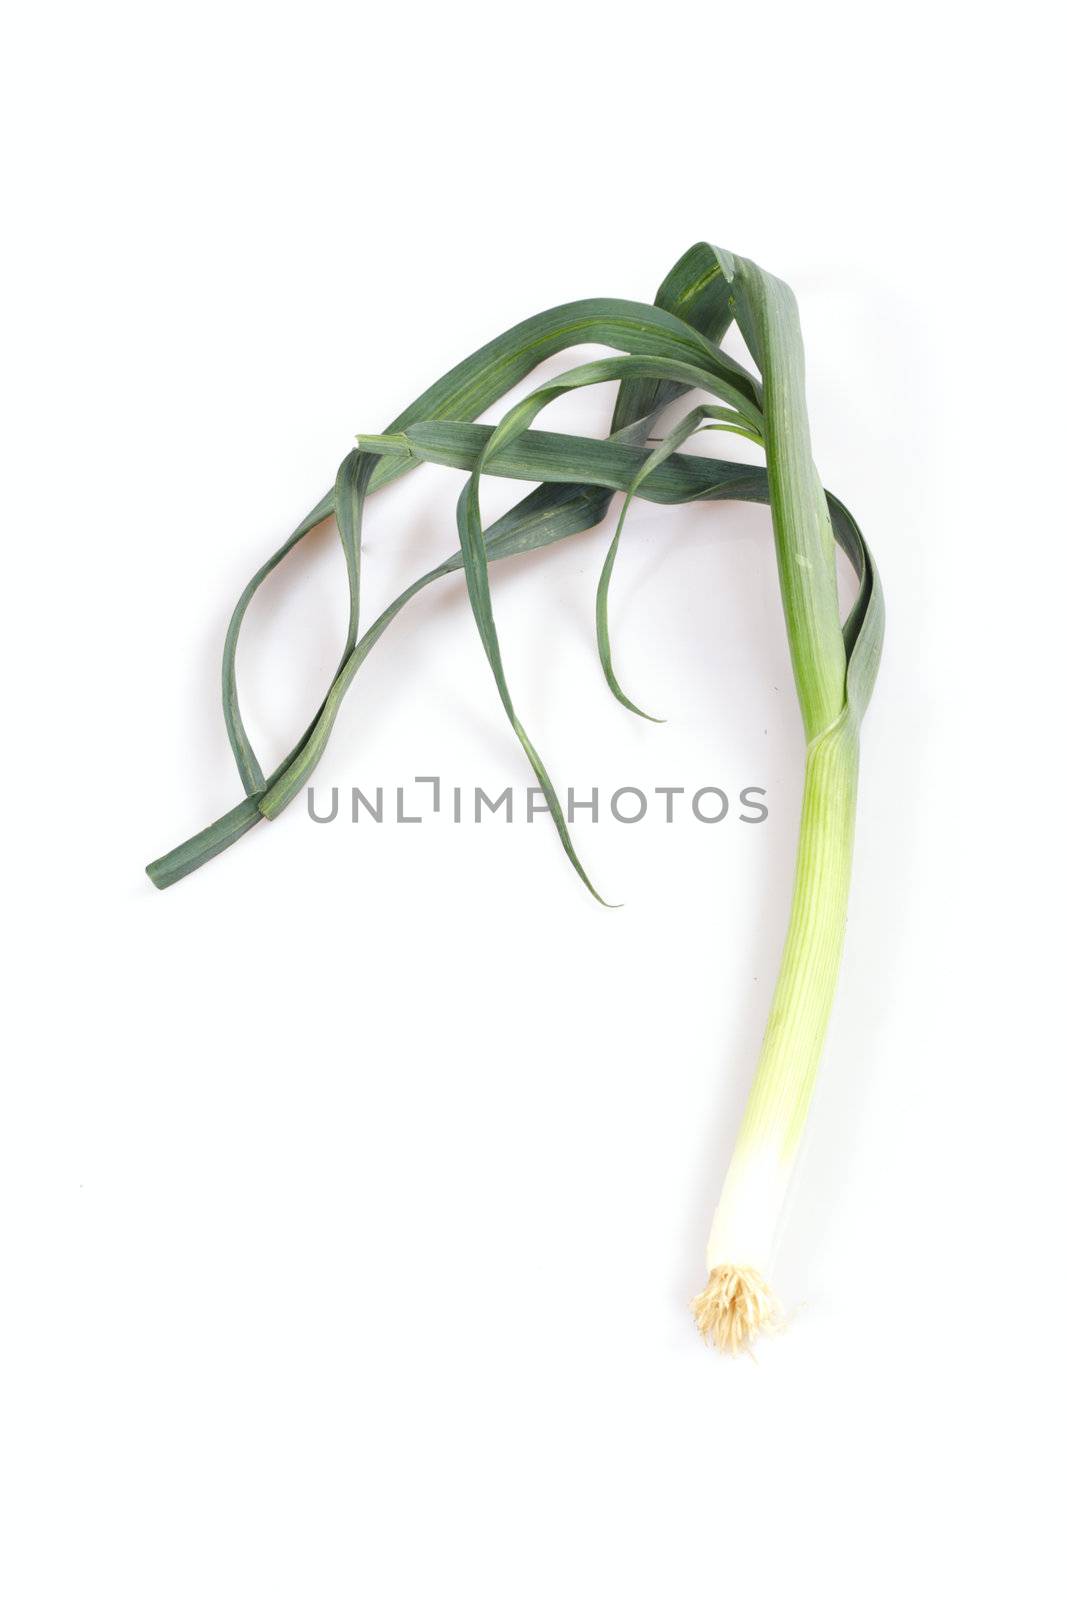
4, 3, 1064, 1595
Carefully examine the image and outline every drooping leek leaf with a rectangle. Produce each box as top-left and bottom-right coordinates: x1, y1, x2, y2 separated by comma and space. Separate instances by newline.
596, 403, 764, 722
156, 244, 740, 884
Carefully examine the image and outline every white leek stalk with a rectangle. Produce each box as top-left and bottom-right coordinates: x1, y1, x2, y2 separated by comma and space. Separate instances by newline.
694, 722, 858, 1350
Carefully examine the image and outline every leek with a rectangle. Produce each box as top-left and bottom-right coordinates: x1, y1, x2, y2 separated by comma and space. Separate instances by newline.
691, 252, 878, 1350
146, 243, 883, 1353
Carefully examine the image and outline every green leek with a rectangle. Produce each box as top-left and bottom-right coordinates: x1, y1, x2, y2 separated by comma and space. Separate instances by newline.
146, 243, 883, 1353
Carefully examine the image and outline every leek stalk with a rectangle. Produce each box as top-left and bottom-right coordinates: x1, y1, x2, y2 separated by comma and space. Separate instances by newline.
689, 252, 877, 1350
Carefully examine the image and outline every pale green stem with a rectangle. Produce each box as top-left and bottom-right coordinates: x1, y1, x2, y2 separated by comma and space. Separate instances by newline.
704, 716, 859, 1276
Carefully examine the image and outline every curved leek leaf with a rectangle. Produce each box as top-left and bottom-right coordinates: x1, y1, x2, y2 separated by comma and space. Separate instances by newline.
150, 244, 744, 887
431, 354, 766, 897
596, 404, 764, 722
220, 279, 749, 793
